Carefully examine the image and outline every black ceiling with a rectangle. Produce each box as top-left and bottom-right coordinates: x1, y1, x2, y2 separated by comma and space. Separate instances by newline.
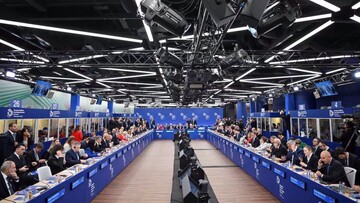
0, 0, 359, 106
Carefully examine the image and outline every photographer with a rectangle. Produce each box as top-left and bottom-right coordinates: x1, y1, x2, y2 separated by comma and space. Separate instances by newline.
280, 110, 291, 139
338, 121, 357, 154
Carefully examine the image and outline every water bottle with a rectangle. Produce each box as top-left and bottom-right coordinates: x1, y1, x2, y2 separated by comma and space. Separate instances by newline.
339, 181, 344, 194
307, 170, 311, 179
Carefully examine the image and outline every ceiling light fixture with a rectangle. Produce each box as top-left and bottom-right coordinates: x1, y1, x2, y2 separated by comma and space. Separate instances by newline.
98, 73, 156, 81
294, 13, 332, 23
223, 81, 234, 89
0, 38, 49, 62
58, 55, 107, 64
244, 74, 315, 81
309, 0, 341, 12
270, 55, 357, 65
235, 68, 257, 81
40, 76, 85, 80
0, 19, 142, 43
142, 20, 153, 42
102, 81, 162, 86
288, 74, 321, 86
287, 68, 322, 74
96, 82, 112, 89
63, 68, 93, 80
284, 20, 334, 51
65, 80, 91, 85
352, 2, 360, 9
0, 58, 44, 64
5, 71, 15, 78
325, 68, 347, 75
350, 15, 360, 23
99, 68, 155, 74
240, 80, 284, 86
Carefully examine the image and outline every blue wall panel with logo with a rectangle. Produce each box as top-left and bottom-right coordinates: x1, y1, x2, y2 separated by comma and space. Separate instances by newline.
134, 108, 223, 126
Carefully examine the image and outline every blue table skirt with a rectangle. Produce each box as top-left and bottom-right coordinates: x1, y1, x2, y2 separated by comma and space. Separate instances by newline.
206, 130, 356, 203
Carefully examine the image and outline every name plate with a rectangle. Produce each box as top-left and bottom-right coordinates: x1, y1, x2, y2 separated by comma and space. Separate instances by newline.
290, 177, 306, 190
132, 143, 135, 148
245, 152, 251, 158
233, 146, 238, 150
230, 143, 233, 147
198, 131, 205, 133
226, 141, 229, 145
313, 189, 335, 203
261, 161, 271, 170
101, 161, 108, 169
222, 140, 225, 143
47, 188, 65, 203
274, 168, 285, 178
110, 156, 116, 163
166, 130, 174, 132
239, 148, 244, 154
127, 146, 132, 150
71, 176, 84, 190
89, 168, 98, 177
252, 156, 259, 163
123, 148, 127, 153
117, 151, 122, 157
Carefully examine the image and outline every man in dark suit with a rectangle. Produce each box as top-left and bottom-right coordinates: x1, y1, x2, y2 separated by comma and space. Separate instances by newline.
335, 147, 360, 185
6, 144, 38, 188
65, 141, 87, 167
91, 136, 103, 152
251, 134, 261, 148
150, 117, 156, 129
270, 138, 288, 158
47, 145, 66, 175
100, 133, 111, 151
313, 138, 322, 158
316, 150, 350, 186
192, 117, 197, 128
300, 145, 319, 172
25, 143, 46, 172
319, 140, 335, 158
0, 160, 19, 200
278, 133, 287, 147
2, 123, 18, 162
282, 140, 304, 165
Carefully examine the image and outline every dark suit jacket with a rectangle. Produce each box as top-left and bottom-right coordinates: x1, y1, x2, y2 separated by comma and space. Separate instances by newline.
326, 148, 336, 158
339, 153, 360, 185
15, 135, 34, 150
271, 145, 288, 158
47, 155, 66, 175
319, 159, 350, 186
65, 149, 81, 167
112, 135, 120, 146
3, 131, 16, 159
251, 136, 260, 148
285, 147, 305, 166
25, 149, 42, 172
302, 154, 319, 172
314, 146, 322, 158
0, 174, 16, 200
6, 153, 27, 178
100, 139, 109, 150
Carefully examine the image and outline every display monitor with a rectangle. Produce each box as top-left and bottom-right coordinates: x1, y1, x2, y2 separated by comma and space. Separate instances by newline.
31, 80, 52, 96
315, 81, 337, 97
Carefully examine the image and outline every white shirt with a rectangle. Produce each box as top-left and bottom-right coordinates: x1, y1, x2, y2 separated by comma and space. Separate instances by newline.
1, 172, 12, 196
307, 153, 313, 163
63, 143, 71, 153
13, 152, 20, 160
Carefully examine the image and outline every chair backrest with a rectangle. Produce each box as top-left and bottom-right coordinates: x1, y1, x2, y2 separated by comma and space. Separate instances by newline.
79, 149, 85, 157
344, 166, 357, 187
37, 166, 52, 181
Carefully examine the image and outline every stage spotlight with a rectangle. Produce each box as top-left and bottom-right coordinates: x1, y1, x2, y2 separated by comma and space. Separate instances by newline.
219, 49, 249, 69
201, 0, 236, 28
157, 48, 184, 69
293, 86, 299, 91
141, 0, 190, 36
240, 0, 270, 28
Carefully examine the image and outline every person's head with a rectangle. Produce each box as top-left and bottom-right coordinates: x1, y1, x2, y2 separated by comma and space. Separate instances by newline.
21, 127, 30, 137
287, 140, 296, 151
9, 123, 18, 133
72, 141, 81, 152
303, 145, 313, 157
34, 142, 44, 153
319, 140, 328, 150
95, 136, 102, 143
273, 138, 281, 149
51, 144, 64, 157
15, 143, 26, 156
75, 125, 81, 131
66, 136, 75, 145
278, 133, 284, 138
53, 138, 61, 146
103, 133, 110, 141
42, 127, 48, 133
295, 139, 302, 147
270, 136, 277, 143
335, 147, 347, 160
320, 151, 332, 164
260, 136, 268, 144
0, 161, 16, 176
313, 138, 320, 147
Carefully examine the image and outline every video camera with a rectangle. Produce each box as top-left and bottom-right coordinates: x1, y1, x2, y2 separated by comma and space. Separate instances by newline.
338, 111, 360, 130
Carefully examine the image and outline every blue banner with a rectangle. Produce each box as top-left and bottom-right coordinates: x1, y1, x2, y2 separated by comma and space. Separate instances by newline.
290, 108, 359, 118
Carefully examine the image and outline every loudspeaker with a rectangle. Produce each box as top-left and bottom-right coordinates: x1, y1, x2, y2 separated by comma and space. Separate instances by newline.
46, 91, 55, 99
181, 175, 198, 203
240, 0, 270, 28
202, 0, 236, 28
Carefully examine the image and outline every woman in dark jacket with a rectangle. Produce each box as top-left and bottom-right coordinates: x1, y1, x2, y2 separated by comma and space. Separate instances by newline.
47, 145, 66, 175
16, 127, 34, 150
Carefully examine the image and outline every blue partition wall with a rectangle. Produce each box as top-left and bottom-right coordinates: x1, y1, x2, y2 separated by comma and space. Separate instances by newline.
134, 108, 223, 126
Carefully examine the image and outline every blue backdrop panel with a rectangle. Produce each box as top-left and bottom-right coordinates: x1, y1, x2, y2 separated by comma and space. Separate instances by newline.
134, 108, 223, 126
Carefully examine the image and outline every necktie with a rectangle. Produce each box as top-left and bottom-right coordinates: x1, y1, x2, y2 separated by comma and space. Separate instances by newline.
6, 177, 14, 195
35, 152, 39, 161
326, 165, 330, 175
